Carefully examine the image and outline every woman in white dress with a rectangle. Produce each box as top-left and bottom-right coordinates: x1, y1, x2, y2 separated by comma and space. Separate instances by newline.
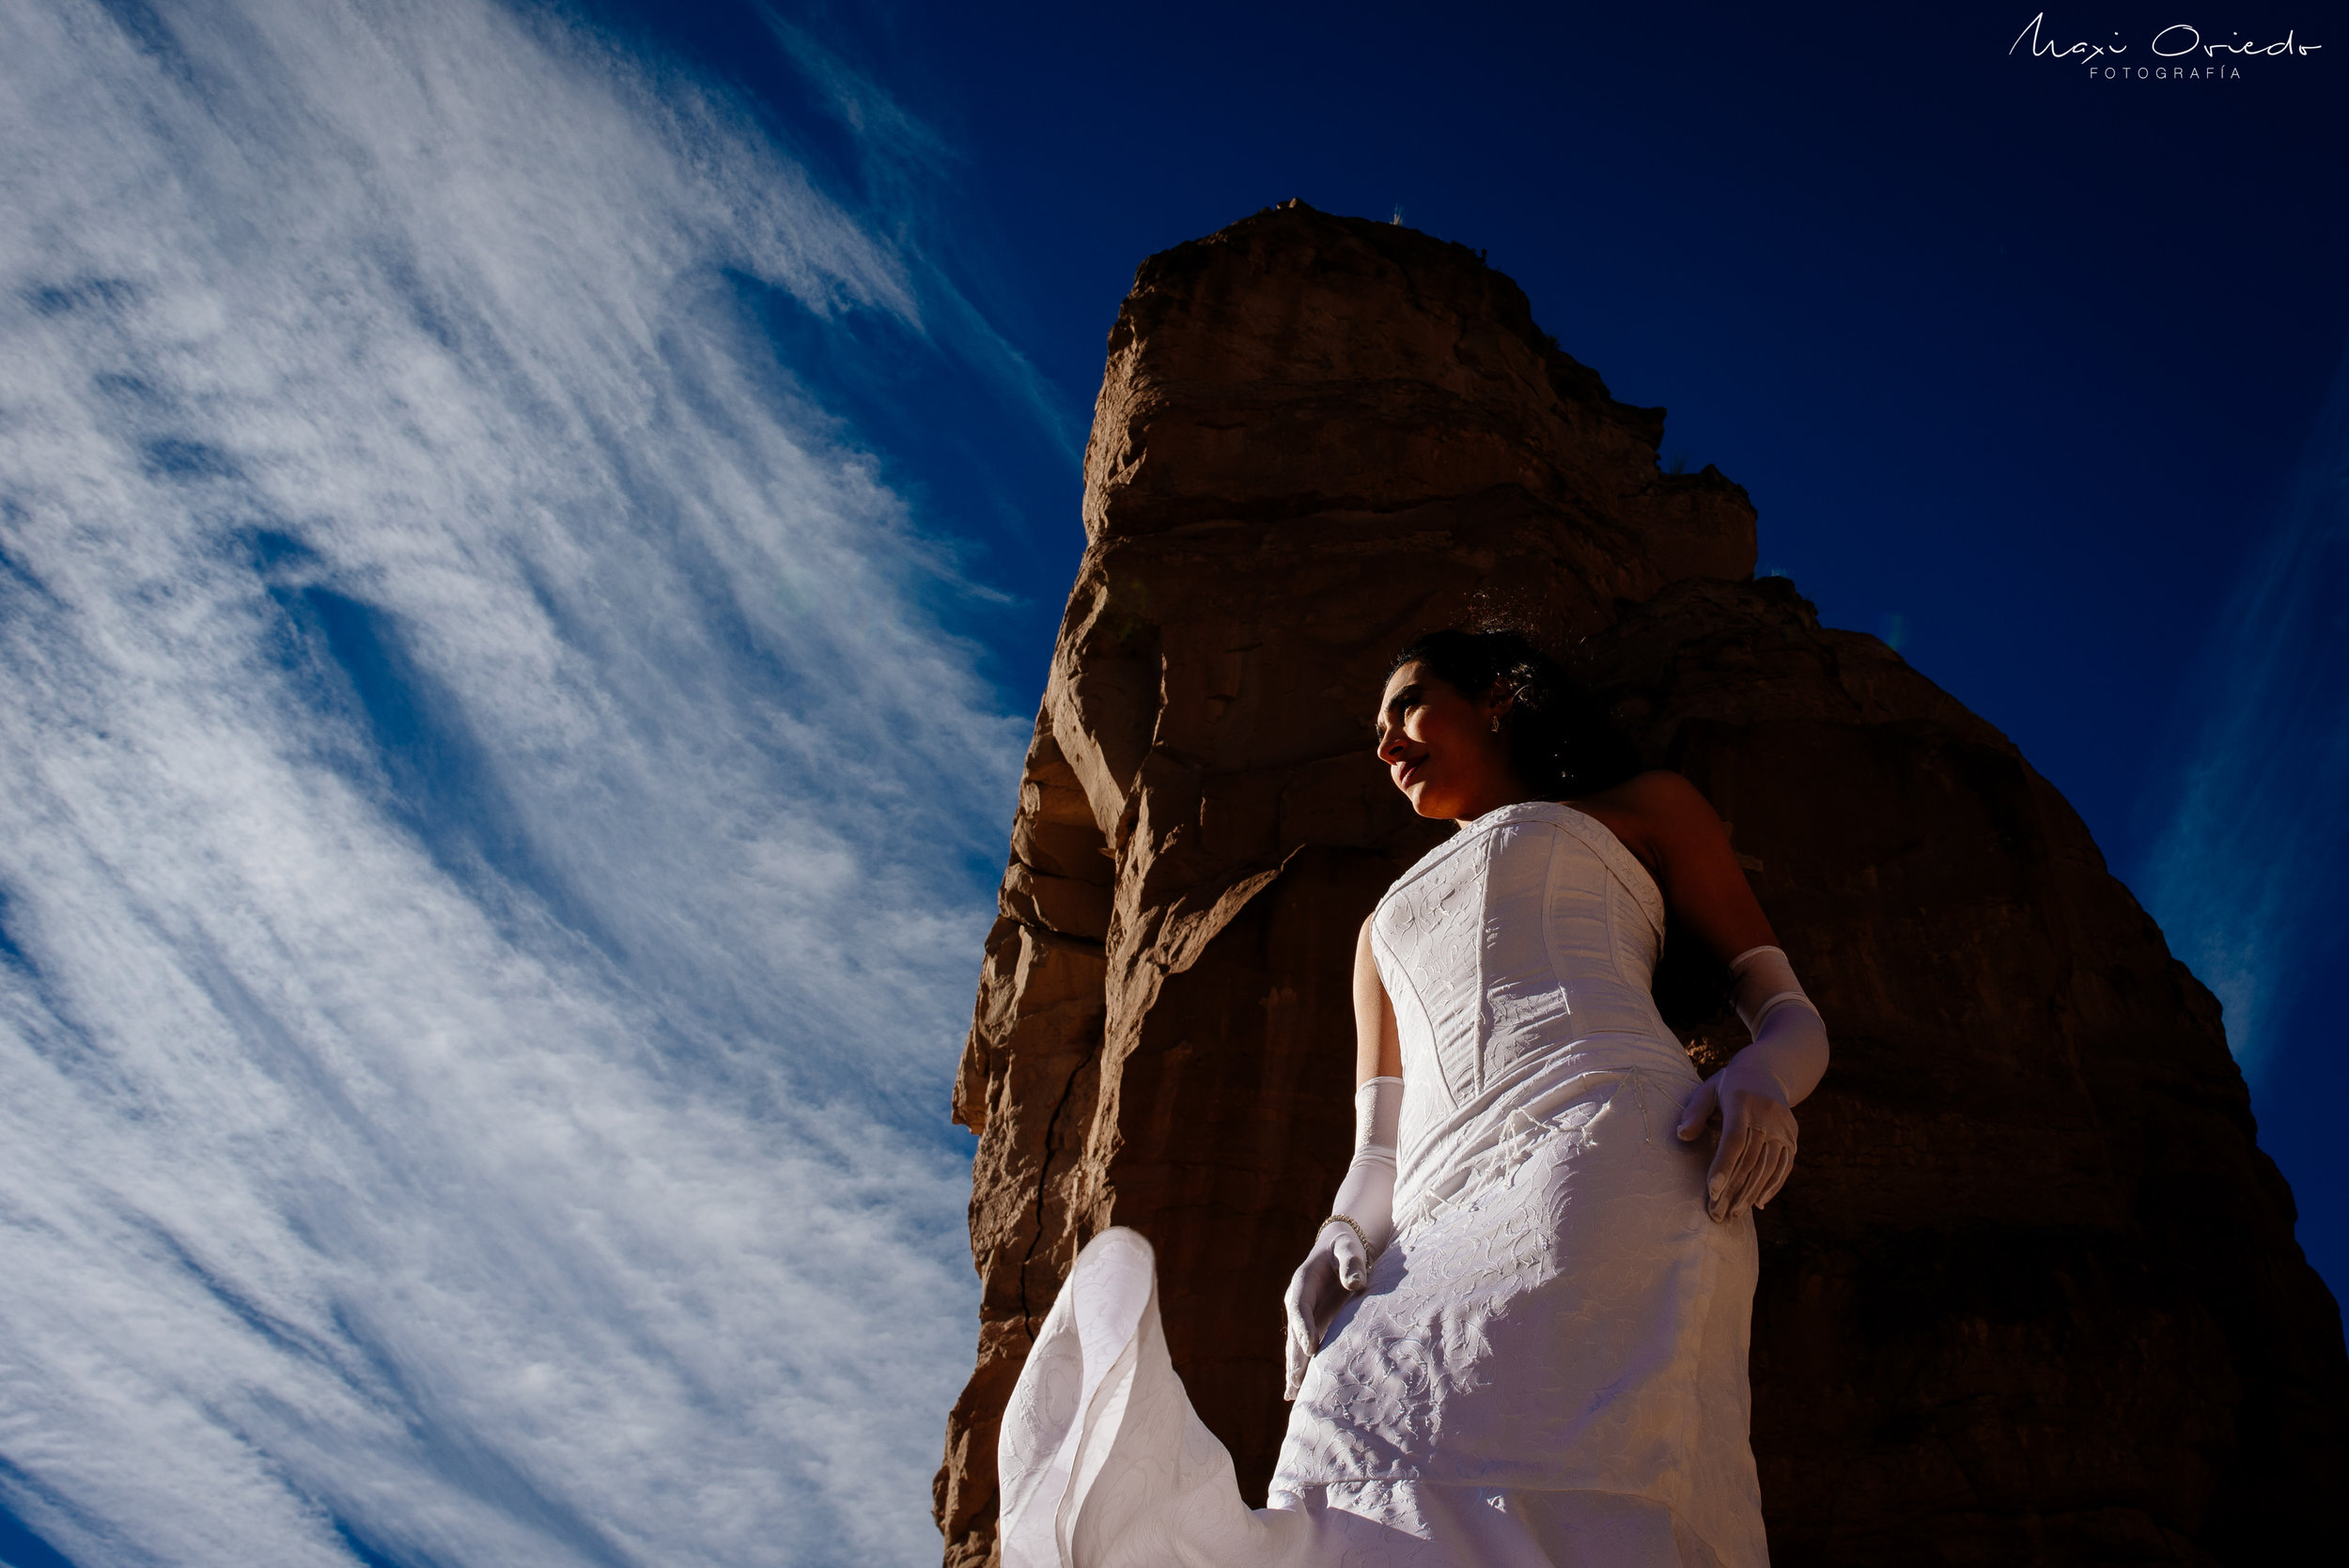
996, 629, 1830, 1568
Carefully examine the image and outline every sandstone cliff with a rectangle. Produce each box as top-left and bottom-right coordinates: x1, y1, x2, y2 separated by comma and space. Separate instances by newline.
934, 201, 2348, 1566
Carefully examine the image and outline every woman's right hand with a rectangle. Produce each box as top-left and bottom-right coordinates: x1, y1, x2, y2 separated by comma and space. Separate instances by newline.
1282, 1221, 1371, 1399
1285, 920, 1403, 1399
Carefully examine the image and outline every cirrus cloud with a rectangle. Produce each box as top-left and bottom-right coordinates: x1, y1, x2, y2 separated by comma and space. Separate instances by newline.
0, 1, 1030, 1563
2139, 341, 2349, 1078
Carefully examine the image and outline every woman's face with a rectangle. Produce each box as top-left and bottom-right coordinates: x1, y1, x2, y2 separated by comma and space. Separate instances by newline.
1374, 660, 1518, 821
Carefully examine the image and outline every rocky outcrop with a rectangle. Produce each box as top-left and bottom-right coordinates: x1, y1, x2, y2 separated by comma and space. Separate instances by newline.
933, 201, 2348, 1566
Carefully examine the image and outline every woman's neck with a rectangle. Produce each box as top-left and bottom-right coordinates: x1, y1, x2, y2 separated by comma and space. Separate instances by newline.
1448, 779, 1541, 827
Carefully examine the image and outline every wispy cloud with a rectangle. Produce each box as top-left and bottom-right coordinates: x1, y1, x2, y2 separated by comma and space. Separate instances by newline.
2140, 341, 2349, 1076
0, 1, 1029, 1563
755, 5, 1085, 462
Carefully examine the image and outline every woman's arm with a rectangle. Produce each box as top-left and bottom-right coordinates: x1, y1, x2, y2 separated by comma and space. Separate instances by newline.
1354, 913, 1403, 1083
1584, 770, 1830, 1219
1283, 917, 1403, 1398
1626, 772, 1828, 1097
1599, 769, 1776, 969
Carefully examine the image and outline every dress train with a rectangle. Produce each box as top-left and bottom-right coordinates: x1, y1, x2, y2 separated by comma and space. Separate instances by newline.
999, 1227, 1732, 1568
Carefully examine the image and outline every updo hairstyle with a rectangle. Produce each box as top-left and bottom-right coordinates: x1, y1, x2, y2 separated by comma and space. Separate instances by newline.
1387, 628, 1644, 800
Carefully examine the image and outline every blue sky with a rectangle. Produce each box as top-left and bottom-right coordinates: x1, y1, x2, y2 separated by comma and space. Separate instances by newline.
0, 2, 2341, 1565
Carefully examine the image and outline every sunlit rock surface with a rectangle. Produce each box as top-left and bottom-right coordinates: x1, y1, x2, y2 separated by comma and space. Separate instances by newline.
933, 201, 2347, 1567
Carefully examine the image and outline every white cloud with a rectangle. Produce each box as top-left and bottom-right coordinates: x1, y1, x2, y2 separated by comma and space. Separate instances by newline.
2140, 341, 2349, 1077
0, 1, 1027, 1563
754, 5, 1083, 463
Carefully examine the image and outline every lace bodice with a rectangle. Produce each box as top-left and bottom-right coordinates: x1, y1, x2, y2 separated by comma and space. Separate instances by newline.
1369, 800, 1690, 1210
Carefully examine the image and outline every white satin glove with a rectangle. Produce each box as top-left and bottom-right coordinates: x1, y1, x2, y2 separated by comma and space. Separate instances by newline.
1283, 1077, 1400, 1399
1675, 945, 1829, 1222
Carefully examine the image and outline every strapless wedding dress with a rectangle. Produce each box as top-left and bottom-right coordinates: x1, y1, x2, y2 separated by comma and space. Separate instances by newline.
997, 801, 1767, 1567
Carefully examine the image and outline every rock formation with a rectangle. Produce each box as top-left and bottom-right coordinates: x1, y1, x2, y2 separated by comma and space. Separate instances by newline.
933, 201, 2348, 1566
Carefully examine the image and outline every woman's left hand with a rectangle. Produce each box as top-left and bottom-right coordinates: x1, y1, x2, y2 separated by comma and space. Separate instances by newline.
1676, 1067, 1798, 1222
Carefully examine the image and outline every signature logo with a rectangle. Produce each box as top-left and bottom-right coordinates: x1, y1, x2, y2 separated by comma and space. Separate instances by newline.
2011, 12, 2323, 76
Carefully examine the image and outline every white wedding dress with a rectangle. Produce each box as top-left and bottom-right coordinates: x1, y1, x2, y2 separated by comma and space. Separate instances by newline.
998, 801, 1768, 1567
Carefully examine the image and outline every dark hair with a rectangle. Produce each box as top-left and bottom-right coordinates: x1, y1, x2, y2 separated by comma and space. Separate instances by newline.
1387, 628, 1644, 799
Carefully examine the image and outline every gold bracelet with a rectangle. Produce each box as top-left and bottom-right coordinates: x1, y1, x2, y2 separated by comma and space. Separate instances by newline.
1323, 1213, 1373, 1257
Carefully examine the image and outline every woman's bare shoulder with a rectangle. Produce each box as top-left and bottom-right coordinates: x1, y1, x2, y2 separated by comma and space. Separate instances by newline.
1610, 768, 1718, 815
1593, 771, 1769, 954
1577, 768, 1718, 825
1570, 770, 1725, 869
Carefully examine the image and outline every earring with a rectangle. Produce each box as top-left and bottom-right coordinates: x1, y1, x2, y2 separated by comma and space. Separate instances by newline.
1490, 716, 1501, 734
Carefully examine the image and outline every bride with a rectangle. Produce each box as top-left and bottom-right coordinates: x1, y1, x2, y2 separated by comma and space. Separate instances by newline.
996, 628, 1830, 1568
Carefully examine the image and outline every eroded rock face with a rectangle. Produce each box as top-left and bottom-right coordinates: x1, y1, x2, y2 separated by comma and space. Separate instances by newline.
934, 202, 2347, 1567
